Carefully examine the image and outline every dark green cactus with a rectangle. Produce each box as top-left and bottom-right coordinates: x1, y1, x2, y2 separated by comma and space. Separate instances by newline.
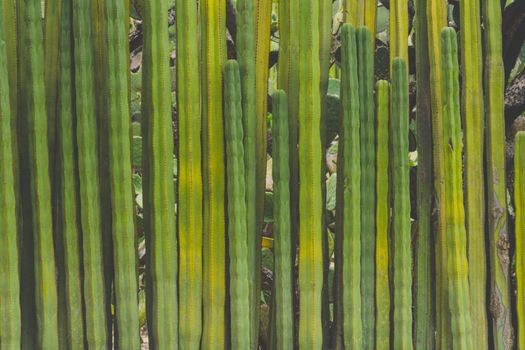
142, 0, 179, 348
357, 25, 376, 350
390, 57, 412, 350
459, 1, 487, 345
224, 59, 251, 350
375, 79, 390, 350
17, 0, 59, 347
441, 27, 473, 350
515, 131, 525, 350
297, 2, 323, 348
272, 90, 294, 350
338, 23, 363, 350
103, 0, 140, 346
414, 0, 435, 347
200, 1, 227, 348
483, 0, 513, 347
0, 4, 20, 347
71, 0, 109, 346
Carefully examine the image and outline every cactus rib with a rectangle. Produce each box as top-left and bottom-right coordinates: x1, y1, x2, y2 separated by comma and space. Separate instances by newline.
515, 132, 525, 350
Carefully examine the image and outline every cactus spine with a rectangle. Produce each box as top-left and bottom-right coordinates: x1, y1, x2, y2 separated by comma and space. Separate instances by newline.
200, 1, 227, 348
482, 0, 513, 347
516, 132, 525, 350
441, 27, 473, 350
338, 23, 363, 350
357, 26, 376, 350
426, 0, 449, 346
175, 0, 203, 346
459, 1, 487, 345
0, 4, 20, 347
272, 90, 294, 350
71, 0, 110, 346
103, 0, 140, 346
390, 57, 412, 350
375, 79, 390, 350
224, 60, 251, 350
297, 1, 323, 348
142, 0, 179, 347
17, 0, 59, 347
414, 0, 435, 346
55, 0, 85, 346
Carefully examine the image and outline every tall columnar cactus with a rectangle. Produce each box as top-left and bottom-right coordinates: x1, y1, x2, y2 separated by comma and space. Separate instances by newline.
224, 60, 251, 350
175, 0, 203, 347
200, 1, 227, 348
272, 90, 294, 350
516, 132, 525, 350
389, 0, 408, 65
142, 0, 179, 348
71, 0, 110, 346
297, 1, 323, 348
375, 79, 390, 350
343, 0, 364, 25
0, 5, 20, 347
390, 57, 412, 350
441, 27, 473, 350
357, 26, 375, 350
103, 0, 140, 347
459, 1, 487, 345
426, 1, 449, 347
482, 0, 513, 347
55, 0, 85, 346
44, 0, 61, 171
17, 0, 59, 347
236, 0, 259, 346
414, 0, 435, 347
338, 23, 363, 350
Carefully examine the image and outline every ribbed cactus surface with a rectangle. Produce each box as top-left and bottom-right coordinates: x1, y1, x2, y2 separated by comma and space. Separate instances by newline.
516, 132, 525, 350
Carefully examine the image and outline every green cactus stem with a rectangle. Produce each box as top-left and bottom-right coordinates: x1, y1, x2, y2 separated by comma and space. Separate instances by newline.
224, 59, 251, 350
389, 0, 408, 66
200, 1, 227, 348
482, 0, 514, 347
357, 25, 375, 350
515, 132, 525, 350
441, 27, 473, 350
338, 23, 363, 350
390, 57, 412, 350
297, 1, 323, 348
272, 90, 294, 350
103, 0, 140, 347
414, 0, 435, 346
0, 4, 20, 347
142, 0, 179, 348
375, 79, 390, 350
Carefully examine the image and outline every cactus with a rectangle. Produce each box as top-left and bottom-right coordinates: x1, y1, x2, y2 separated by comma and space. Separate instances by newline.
142, 0, 179, 348
375, 79, 390, 350
200, 1, 227, 348
2, 0, 17, 146
390, 57, 412, 350
389, 0, 408, 66
459, 1, 487, 345
272, 90, 294, 350
441, 27, 473, 350
482, 0, 514, 347
44, 0, 61, 172
297, 1, 323, 348
426, 1, 449, 347
414, 0, 435, 347
71, 0, 110, 346
343, 0, 363, 25
17, 0, 59, 347
224, 59, 251, 350
103, 0, 140, 347
174, 0, 203, 347
55, 0, 85, 346
357, 26, 375, 350
0, 4, 20, 347
516, 132, 525, 350
338, 23, 363, 350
